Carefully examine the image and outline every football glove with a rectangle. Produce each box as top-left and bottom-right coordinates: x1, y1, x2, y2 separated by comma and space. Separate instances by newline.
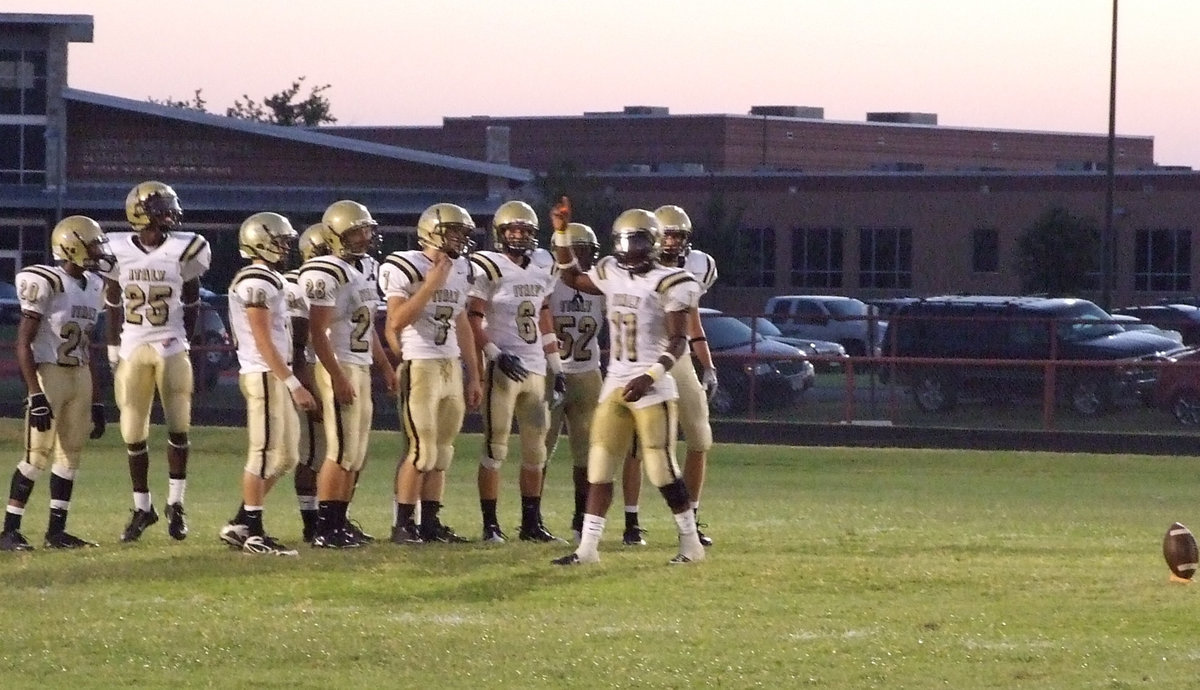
495, 353, 529, 383
89, 403, 106, 440
701, 367, 719, 401
27, 392, 52, 432
547, 372, 567, 409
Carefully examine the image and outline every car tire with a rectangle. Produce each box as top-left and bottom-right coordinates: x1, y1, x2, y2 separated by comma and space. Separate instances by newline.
1170, 388, 1200, 426
911, 370, 957, 412
1068, 377, 1112, 417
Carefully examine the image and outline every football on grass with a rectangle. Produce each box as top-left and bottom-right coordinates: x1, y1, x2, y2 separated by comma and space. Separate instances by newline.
1162, 522, 1198, 580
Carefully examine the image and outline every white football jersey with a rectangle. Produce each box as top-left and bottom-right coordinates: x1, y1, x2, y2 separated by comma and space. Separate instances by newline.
228, 264, 292, 375
679, 250, 719, 295
469, 249, 557, 376
103, 231, 211, 358
378, 250, 472, 360
548, 279, 604, 375
15, 264, 103, 366
588, 256, 701, 407
283, 269, 316, 364
298, 255, 379, 367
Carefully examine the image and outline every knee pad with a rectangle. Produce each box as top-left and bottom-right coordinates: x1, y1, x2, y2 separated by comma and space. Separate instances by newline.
167, 433, 189, 450
520, 457, 548, 473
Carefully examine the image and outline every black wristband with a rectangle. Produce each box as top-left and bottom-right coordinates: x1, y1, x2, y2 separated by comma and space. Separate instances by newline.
688, 336, 708, 345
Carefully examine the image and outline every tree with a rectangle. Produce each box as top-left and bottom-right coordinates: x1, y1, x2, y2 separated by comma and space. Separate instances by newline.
227, 77, 337, 126
150, 77, 336, 126
695, 192, 750, 287
532, 160, 623, 246
1013, 206, 1100, 296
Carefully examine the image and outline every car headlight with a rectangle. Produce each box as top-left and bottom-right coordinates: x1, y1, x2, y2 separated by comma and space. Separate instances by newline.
745, 361, 775, 376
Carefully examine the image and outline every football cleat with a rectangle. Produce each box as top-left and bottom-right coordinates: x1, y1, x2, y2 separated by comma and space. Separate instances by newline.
0, 529, 34, 551
482, 524, 508, 544
120, 507, 159, 543
519, 523, 565, 543
43, 531, 98, 549
345, 519, 375, 545
219, 522, 250, 549
551, 551, 600, 566
311, 528, 365, 549
243, 534, 299, 556
165, 503, 188, 541
420, 521, 471, 544
622, 527, 648, 547
389, 523, 424, 545
696, 523, 713, 548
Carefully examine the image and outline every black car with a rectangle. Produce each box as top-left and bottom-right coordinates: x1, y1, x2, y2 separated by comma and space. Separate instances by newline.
736, 315, 848, 371
884, 295, 1185, 416
700, 309, 815, 415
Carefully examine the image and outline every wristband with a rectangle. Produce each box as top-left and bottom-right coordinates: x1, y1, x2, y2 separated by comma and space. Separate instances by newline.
552, 230, 572, 249
555, 258, 580, 271
646, 362, 666, 382
546, 352, 563, 374
483, 342, 502, 361
688, 336, 708, 344
541, 332, 559, 348
283, 375, 303, 392
107, 345, 120, 364
660, 352, 677, 368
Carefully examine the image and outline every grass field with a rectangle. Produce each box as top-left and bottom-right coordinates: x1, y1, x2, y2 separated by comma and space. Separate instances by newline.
0, 418, 1197, 688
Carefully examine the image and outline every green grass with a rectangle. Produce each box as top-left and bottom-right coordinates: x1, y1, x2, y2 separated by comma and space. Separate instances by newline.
0, 419, 1197, 688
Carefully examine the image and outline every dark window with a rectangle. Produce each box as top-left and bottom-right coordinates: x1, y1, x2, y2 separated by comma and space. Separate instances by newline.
0, 50, 46, 116
790, 227, 843, 288
1134, 228, 1191, 292
859, 227, 912, 289
972, 228, 999, 273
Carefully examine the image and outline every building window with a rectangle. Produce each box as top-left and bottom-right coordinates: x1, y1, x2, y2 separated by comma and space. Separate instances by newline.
0, 50, 47, 116
790, 227, 843, 288
735, 226, 775, 287
1134, 228, 1191, 292
859, 227, 912, 289
972, 228, 999, 273
0, 123, 46, 184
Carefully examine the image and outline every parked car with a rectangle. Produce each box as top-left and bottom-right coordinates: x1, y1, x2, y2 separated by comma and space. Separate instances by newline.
736, 315, 848, 371
92, 301, 236, 392
884, 295, 1186, 416
1152, 348, 1200, 425
699, 308, 814, 415
1109, 314, 1183, 343
763, 295, 886, 357
1111, 304, 1200, 345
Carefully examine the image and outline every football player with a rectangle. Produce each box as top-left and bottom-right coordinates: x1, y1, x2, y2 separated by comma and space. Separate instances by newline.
549, 201, 706, 566
623, 204, 720, 546
0, 216, 111, 551
217, 213, 317, 556
285, 224, 329, 542
301, 200, 395, 548
542, 222, 603, 542
103, 181, 211, 543
380, 202, 482, 544
467, 201, 563, 543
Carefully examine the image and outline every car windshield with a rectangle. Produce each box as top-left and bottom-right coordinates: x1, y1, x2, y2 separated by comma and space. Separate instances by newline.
701, 315, 758, 350
1053, 302, 1124, 342
824, 299, 867, 318
745, 316, 783, 337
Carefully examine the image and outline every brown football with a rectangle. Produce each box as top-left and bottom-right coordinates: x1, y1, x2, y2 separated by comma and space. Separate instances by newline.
1163, 522, 1198, 581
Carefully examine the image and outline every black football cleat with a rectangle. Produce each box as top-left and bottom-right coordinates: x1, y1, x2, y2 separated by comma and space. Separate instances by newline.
482, 523, 508, 544
622, 527, 648, 546
311, 528, 364, 549
120, 507, 159, 543
165, 503, 188, 541
219, 522, 250, 549
519, 523, 565, 543
242, 534, 299, 556
389, 523, 424, 545
420, 521, 471, 544
551, 551, 599, 566
345, 519, 375, 545
44, 531, 98, 549
696, 523, 713, 547
0, 529, 34, 551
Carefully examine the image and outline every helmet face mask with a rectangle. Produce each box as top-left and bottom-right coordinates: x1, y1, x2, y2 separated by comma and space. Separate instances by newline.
418, 203, 477, 259
239, 212, 298, 268
126, 181, 182, 234
322, 200, 378, 260
492, 200, 539, 256
611, 209, 662, 274
52, 215, 114, 273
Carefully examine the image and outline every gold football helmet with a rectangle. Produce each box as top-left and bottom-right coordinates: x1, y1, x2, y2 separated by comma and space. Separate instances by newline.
238, 212, 298, 266
564, 222, 600, 269
125, 180, 182, 231
491, 200, 539, 255
322, 200, 377, 259
611, 209, 662, 273
417, 202, 476, 258
654, 204, 693, 263
299, 223, 329, 263
51, 215, 115, 273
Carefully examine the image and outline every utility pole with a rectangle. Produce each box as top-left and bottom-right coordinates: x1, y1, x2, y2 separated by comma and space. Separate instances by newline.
1101, 0, 1118, 310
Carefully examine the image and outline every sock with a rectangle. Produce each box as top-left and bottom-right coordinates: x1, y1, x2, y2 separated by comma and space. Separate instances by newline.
167, 477, 187, 505
3, 505, 23, 532
624, 505, 640, 531
133, 491, 152, 512
520, 495, 540, 529
317, 501, 335, 533
232, 503, 248, 525
243, 506, 264, 536
578, 514, 606, 558
9, 465, 37, 507
396, 503, 417, 529
336, 501, 350, 529
674, 509, 702, 554
420, 501, 441, 530
481, 498, 498, 527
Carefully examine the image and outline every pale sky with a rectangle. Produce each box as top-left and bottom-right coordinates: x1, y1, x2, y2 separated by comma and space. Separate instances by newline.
9, 0, 1200, 167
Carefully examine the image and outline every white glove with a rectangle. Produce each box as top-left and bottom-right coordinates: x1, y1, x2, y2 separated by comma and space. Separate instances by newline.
701, 367, 719, 401
107, 345, 120, 370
